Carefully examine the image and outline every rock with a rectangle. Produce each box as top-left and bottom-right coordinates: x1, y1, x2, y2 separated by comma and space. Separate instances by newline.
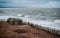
27, 22, 30, 25
7, 18, 23, 25
29, 24, 60, 35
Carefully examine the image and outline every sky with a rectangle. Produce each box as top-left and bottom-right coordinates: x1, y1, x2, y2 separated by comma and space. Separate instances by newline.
0, 0, 60, 8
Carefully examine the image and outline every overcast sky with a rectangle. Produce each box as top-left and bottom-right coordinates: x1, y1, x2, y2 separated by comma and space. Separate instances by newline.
0, 0, 60, 8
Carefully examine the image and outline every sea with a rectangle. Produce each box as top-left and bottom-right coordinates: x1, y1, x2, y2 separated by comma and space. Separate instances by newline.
0, 8, 60, 31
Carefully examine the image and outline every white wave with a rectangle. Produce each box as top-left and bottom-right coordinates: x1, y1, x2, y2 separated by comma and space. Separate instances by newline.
0, 15, 60, 31
18, 15, 60, 31
54, 19, 60, 23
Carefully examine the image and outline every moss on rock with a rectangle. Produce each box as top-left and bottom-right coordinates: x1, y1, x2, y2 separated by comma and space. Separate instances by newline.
7, 18, 23, 25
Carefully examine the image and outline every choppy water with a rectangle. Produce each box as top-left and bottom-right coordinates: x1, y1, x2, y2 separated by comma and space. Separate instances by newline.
0, 8, 60, 31
0, 8, 60, 20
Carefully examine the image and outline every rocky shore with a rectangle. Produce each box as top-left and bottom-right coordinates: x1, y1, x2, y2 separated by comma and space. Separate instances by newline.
0, 18, 60, 38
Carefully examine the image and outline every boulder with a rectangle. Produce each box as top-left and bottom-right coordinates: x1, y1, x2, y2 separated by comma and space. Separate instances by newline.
7, 18, 22, 25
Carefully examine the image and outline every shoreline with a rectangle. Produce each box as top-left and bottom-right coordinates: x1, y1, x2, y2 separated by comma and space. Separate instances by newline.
0, 21, 60, 38
0, 18, 60, 35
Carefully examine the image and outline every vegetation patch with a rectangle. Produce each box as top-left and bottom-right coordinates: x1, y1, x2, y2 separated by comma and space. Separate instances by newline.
14, 29, 27, 34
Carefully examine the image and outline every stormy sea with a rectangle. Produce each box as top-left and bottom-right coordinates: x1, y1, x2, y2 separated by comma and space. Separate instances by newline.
0, 8, 60, 30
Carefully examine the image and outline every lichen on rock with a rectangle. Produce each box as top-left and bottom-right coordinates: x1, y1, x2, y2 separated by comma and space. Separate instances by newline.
7, 18, 23, 25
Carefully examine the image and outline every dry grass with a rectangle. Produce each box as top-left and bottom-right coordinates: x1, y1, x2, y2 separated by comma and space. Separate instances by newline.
0, 21, 60, 38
